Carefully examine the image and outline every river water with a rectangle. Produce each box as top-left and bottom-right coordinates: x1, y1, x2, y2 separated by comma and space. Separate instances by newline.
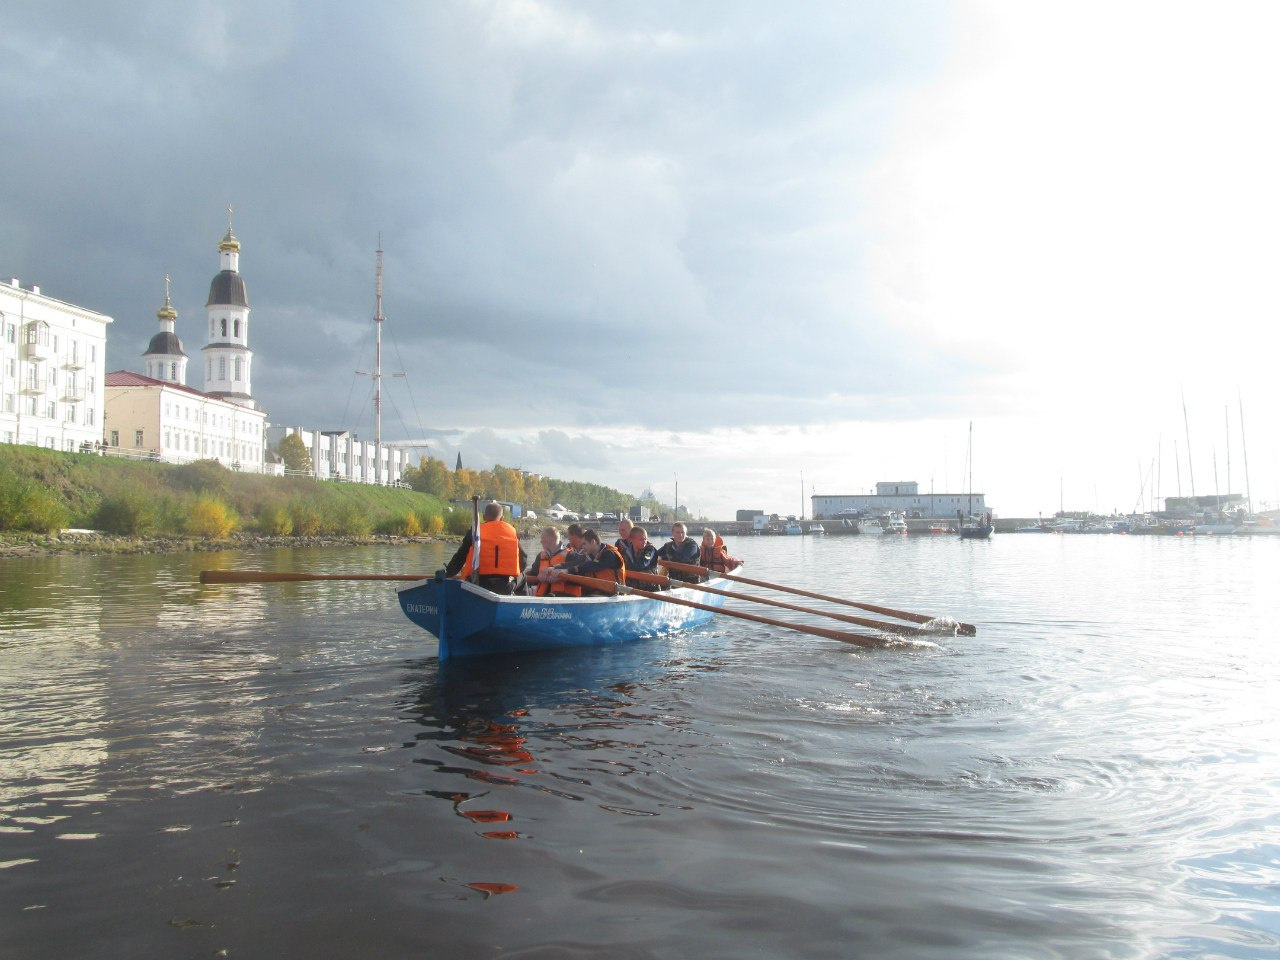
2, 534, 1277, 959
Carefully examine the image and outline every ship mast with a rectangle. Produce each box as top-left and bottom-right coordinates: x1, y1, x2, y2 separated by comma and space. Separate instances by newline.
374, 238, 384, 485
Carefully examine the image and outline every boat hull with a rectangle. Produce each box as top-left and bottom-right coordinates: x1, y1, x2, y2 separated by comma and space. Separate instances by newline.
397, 574, 731, 660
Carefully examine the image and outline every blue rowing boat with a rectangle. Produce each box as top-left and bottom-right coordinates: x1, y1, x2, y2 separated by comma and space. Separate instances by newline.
396, 572, 733, 660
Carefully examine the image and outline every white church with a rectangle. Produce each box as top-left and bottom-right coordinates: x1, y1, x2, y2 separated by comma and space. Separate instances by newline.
105, 214, 406, 484
105, 216, 269, 469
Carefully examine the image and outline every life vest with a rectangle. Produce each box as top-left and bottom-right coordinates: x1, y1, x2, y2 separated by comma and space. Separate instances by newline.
461, 520, 521, 578
532, 546, 582, 597
582, 542, 626, 593
699, 536, 735, 573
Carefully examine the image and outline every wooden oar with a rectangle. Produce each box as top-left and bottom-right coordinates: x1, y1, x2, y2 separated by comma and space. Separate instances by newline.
558, 573, 882, 648
625, 570, 932, 637
201, 571, 428, 584
659, 560, 978, 636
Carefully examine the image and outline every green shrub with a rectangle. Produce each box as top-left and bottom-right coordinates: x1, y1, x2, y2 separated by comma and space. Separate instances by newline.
186, 497, 236, 538
383, 512, 423, 537
95, 491, 157, 536
290, 500, 323, 536
326, 502, 372, 537
258, 503, 294, 536
0, 476, 68, 534
445, 508, 472, 536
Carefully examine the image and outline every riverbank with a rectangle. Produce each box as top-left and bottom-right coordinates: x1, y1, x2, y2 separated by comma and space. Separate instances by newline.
0, 530, 461, 559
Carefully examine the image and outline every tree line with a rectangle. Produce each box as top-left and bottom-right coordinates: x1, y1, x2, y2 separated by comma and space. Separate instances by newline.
399, 456, 683, 520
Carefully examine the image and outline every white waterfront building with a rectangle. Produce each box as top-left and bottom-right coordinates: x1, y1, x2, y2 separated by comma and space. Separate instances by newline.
1, 278, 112, 452
812, 481, 989, 520
265, 425, 406, 486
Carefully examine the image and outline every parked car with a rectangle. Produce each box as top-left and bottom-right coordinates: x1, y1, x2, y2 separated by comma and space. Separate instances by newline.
562, 512, 580, 522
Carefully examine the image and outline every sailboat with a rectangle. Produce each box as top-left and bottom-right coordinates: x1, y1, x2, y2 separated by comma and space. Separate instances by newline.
959, 422, 994, 540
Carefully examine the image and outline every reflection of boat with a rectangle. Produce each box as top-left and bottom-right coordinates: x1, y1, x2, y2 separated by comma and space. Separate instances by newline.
398, 571, 736, 660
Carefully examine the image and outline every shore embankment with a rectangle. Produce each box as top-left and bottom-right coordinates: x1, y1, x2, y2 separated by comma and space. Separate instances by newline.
0, 530, 461, 559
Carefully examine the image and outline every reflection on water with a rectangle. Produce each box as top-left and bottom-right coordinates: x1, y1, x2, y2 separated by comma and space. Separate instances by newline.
1, 537, 1278, 958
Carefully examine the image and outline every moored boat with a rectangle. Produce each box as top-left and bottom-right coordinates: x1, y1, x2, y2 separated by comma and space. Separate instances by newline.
880, 511, 909, 535
398, 571, 736, 660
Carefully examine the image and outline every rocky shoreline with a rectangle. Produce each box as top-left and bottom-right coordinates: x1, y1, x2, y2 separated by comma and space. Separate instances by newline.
0, 531, 461, 559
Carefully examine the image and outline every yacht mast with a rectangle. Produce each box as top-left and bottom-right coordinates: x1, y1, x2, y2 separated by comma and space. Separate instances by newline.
1239, 390, 1253, 514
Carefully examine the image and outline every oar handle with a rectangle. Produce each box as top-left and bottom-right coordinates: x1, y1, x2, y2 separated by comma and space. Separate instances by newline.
200, 571, 428, 584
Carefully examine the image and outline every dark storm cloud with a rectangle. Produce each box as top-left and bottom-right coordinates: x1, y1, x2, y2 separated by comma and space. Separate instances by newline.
1, 0, 970, 438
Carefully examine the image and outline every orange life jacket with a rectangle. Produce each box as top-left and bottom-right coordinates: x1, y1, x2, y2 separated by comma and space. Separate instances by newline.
579, 542, 626, 594
699, 536, 736, 573
532, 546, 582, 597
461, 520, 521, 578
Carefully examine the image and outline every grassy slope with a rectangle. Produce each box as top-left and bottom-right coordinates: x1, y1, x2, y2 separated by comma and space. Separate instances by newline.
0, 445, 451, 535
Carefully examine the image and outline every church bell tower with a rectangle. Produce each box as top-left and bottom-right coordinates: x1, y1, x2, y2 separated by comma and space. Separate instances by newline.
201, 205, 256, 408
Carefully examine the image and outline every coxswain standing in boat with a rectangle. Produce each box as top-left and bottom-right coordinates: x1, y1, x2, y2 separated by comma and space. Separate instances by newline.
699, 528, 740, 575
656, 522, 700, 583
625, 526, 659, 587
527, 526, 582, 597
444, 501, 527, 595
546, 528, 626, 596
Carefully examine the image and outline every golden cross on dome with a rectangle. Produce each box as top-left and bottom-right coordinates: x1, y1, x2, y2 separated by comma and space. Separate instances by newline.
164, 274, 172, 306
226, 203, 234, 232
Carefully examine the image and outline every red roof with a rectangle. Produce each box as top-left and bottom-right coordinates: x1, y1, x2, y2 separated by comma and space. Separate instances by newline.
106, 370, 223, 400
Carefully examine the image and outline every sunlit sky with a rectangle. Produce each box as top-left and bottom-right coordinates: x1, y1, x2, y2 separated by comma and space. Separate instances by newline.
4, 1, 1278, 517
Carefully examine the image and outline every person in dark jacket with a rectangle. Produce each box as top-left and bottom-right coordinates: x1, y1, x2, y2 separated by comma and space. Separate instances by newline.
548, 528, 625, 596
656, 522, 700, 582
625, 526, 658, 586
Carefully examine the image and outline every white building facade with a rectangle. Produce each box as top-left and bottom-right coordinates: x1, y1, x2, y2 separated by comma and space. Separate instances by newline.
1, 278, 112, 451
266, 425, 406, 486
812, 481, 989, 520
105, 371, 267, 467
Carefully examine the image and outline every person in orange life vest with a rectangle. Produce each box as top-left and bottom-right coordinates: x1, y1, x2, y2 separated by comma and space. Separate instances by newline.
546, 528, 625, 596
698, 528, 740, 574
624, 526, 658, 586
527, 526, 582, 597
656, 522, 700, 582
444, 501, 526, 594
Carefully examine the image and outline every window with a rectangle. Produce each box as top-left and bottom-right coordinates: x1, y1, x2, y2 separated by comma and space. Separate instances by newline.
165, 431, 171, 447
90, 344, 96, 363
134, 429, 144, 447
49, 367, 57, 387
219, 357, 227, 379
5, 358, 14, 378
46, 401, 55, 418
170, 362, 177, 380
220, 318, 227, 337
5, 323, 14, 344
110, 430, 119, 447
3, 393, 13, 412
26, 396, 36, 415
88, 374, 94, 392
65, 439, 75, 452
165, 402, 171, 417
234, 318, 241, 338
65, 404, 76, 423
86, 408, 94, 426
234, 358, 242, 381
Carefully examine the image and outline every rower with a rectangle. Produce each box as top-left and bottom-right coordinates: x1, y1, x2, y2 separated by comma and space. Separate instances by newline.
656, 522, 699, 582
548, 528, 626, 596
625, 526, 658, 586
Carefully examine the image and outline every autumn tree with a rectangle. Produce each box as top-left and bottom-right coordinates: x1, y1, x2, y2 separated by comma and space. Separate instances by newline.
276, 433, 312, 472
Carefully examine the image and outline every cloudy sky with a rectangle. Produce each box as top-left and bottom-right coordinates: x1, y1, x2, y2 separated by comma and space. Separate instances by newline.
4, 1, 1279, 517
